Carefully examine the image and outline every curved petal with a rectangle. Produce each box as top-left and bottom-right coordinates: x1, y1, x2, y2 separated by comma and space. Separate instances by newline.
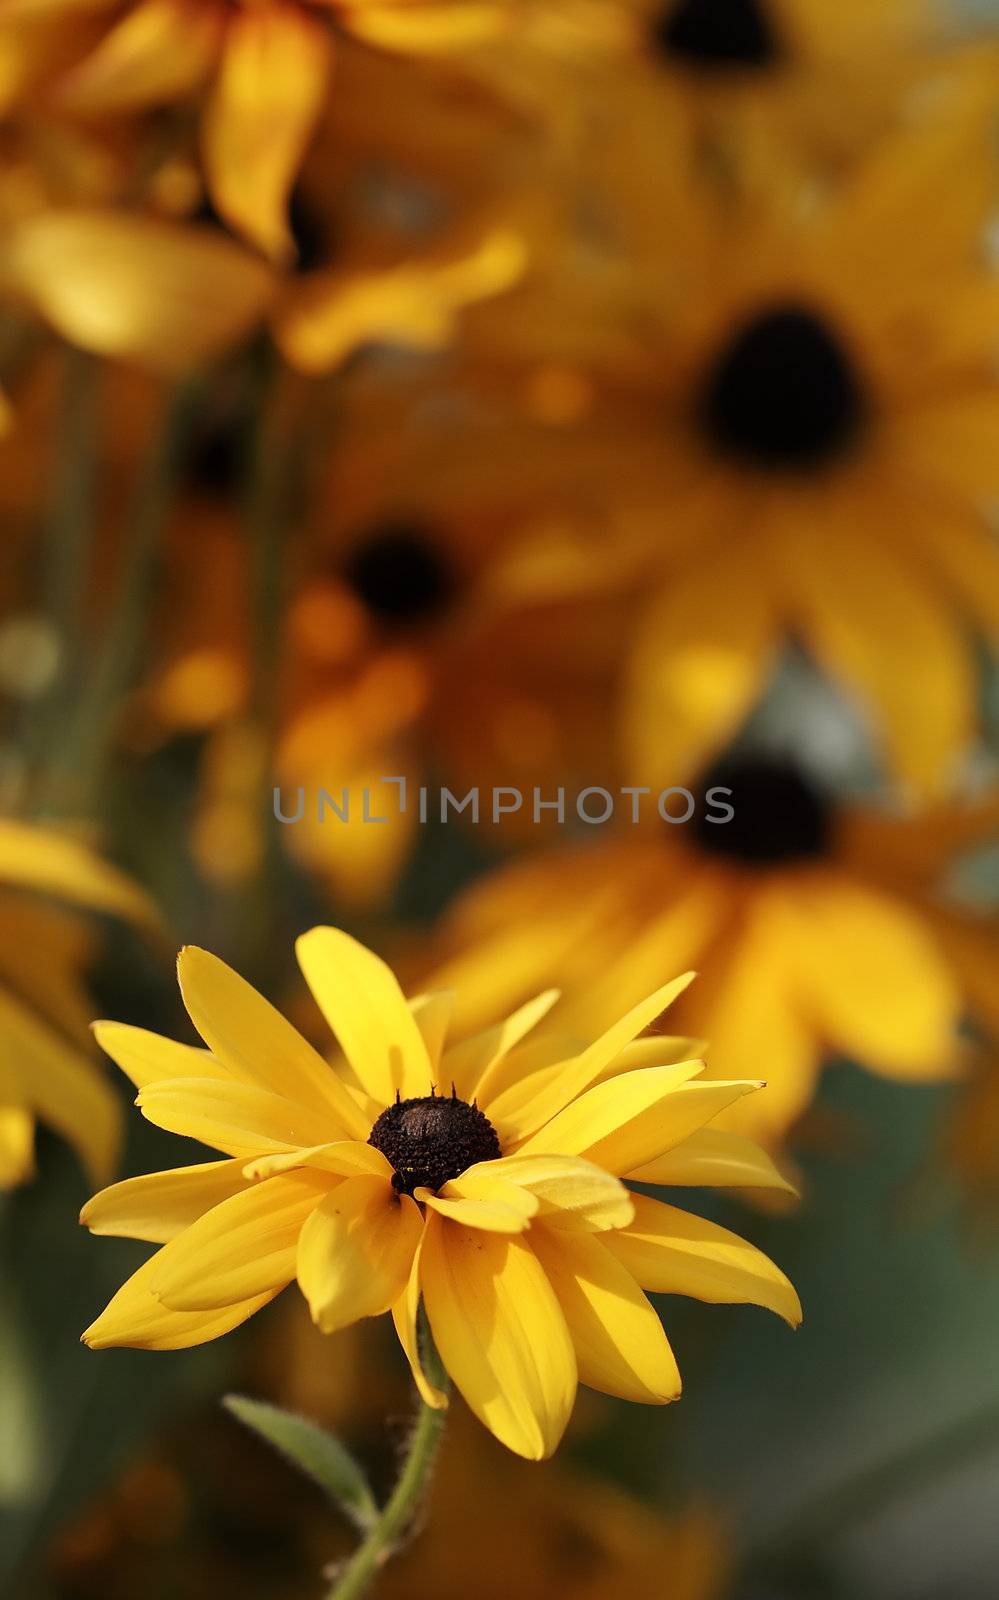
468, 1154, 634, 1232
295, 926, 433, 1106
0, 990, 120, 1185
93, 1020, 229, 1091
517, 1064, 761, 1175
409, 990, 455, 1074
606, 1195, 802, 1327
136, 1078, 337, 1157
418, 1171, 537, 1234
203, 1, 331, 259
628, 1127, 797, 1194
488, 975, 698, 1144
243, 1141, 390, 1182
5, 211, 274, 372
0, 818, 157, 929
443, 988, 561, 1103
780, 873, 961, 1078
530, 1225, 681, 1404
623, 545, 778, 793
58, 0, 220, 112
420, 1213, 576, 1460
81, 1159, 250, 1243
151, 1171, 332, 1311
177, 946, 366, 1134
83, 1251, 278, 1351
391, 1230, 447, 1410
297, 1175, 422, 1333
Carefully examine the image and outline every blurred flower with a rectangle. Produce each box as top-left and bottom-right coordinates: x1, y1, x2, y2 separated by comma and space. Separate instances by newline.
3, 0, 506, 259
467, 96, 999, 797
423, 757, 997, 1147
0, 816, 155, 1187
81, 926, 798, 1459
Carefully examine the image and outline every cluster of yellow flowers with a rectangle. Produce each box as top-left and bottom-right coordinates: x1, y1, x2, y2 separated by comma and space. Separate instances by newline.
1, 0, 998, 1492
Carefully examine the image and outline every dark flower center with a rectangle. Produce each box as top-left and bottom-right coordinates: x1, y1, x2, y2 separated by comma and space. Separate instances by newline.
369, 1091, 502, 1195
344, 523, 455, 626
699, 303, 866, 471
692, 756, 832, 866
655, 0, 781, 70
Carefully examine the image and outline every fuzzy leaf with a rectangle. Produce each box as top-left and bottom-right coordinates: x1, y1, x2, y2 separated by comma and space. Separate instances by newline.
223, 1394, 377, 1527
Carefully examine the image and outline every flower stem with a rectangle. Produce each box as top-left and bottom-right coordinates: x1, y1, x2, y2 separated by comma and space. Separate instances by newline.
325, 1372, 450, 1600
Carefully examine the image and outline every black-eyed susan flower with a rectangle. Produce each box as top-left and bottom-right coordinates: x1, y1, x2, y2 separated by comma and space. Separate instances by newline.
81, 927, 799, 1460
3, 0, 506, 260
425, 758, 997, 1148
0, 817, 154, 1187
467, 97, 999, 798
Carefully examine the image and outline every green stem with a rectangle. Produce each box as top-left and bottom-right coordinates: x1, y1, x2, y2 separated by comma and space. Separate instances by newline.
742, 1395, 999, 1580
326, 1370, 450, 1600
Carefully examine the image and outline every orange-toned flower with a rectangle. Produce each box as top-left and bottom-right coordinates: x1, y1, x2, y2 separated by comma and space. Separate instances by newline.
424, 761, 998, 1148
1, 0, 507, 259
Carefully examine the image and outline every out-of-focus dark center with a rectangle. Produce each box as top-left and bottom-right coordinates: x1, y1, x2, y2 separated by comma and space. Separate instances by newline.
692, 755, 832, 865
344, 523, 455, 626
699, 303, 866, 471
655, 0, 781, 70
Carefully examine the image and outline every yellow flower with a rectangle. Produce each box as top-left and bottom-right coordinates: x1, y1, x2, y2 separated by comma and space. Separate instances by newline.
0, 816, 155, 1188
425, 760, 994, 1147
469, 96, 999, 798
583, 0, 951, 179
3, 0, 506, 259
81, 927, 799, 1459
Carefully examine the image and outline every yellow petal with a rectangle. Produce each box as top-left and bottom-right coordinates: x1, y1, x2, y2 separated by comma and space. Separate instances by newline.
83, 1251, 278, 1351
780, 873, 961, 1078
297, 1175, 422, 1333
490, 975, 699, 1143
275, 229, 526, 374
391, 1231, 448, 1410
343, 1, 505, 54
81, 1159, 249, 1243
417, 1171, 538, 1234
530, 1225, 681, 1404
203, 1, 331, 260
443, 988, 561, 1103
151, 1171, 332, 1311
0, 988, 120, 1185
624, 547, 778, 792
518, 1065, 759, 1176
409, 990, 454, 1073
607, 1195, 802, 1327
0, 1106, 34, 1187
93, 1020, 229, 1091
177, 946, 366, 1134
0, 818, 157, 930
295, 926, 433, 1106
136, 1078, 335, 1157
58, 0, 220, 112
468, 1154, 634, 1232
629, 1128, 797, 1195
4, 210, 274, 372
243, 1141, 390, 1182
420, 1213, 576, 1460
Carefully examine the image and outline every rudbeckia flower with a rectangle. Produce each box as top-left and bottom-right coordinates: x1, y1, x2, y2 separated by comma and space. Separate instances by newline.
594, 0, 951, 177
468, 100, 999, 797
5, 0, 506, 259
132, 410, 617, 904
81, 927, 799, 1460
425, 757, 997, 1147
0, 817, 155, 1187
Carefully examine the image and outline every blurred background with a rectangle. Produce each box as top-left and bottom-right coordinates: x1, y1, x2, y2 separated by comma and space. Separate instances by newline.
2, 0, 999, 1595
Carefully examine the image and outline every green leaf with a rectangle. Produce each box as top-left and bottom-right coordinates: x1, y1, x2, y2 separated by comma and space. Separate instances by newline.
223, 1394, 378, 1528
